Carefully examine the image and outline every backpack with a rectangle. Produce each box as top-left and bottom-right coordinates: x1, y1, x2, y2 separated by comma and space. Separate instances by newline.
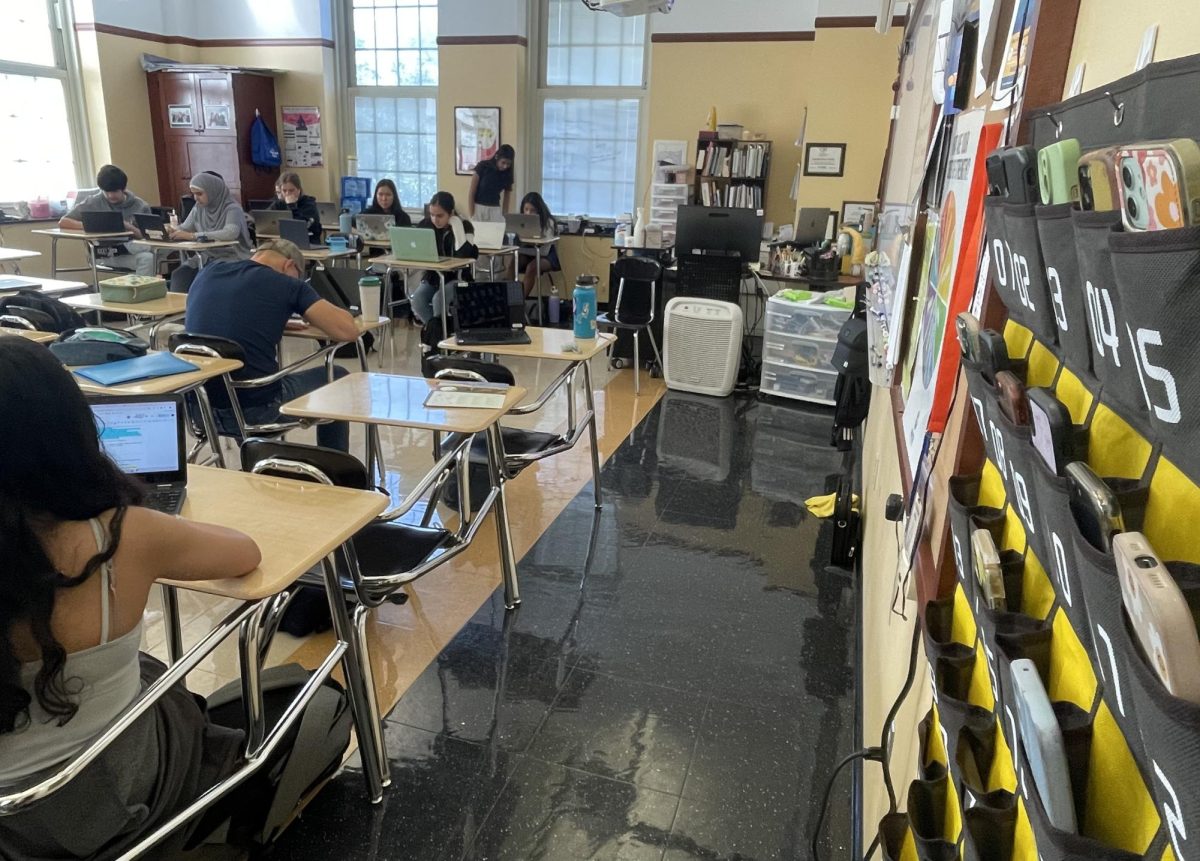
250, 115, 282, 169
0, 290, 86, 333
830, 289, 871, 450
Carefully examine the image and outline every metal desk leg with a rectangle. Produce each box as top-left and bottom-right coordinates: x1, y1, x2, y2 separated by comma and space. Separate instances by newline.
438, 270, 448, 339
237, 600, 270, 754
583, 360, 603, 509
535, 245, 544, 326
486, 424, 520, 608
321, 554, 389, 802
161, 584, 184, 663
49, 237, 59, 279
88, 242, 100, 287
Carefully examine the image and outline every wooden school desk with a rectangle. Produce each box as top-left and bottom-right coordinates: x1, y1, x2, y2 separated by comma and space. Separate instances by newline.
370, 255, 475, 334
31, 227, 133, 284
0, 275, 90, 296
0, 329, 56, 343
0, 246, 41, 273
64, 290, 189, 344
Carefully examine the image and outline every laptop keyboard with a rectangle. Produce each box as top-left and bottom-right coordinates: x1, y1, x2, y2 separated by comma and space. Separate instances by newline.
457, 328, 531, 346
144, 487, 185, 515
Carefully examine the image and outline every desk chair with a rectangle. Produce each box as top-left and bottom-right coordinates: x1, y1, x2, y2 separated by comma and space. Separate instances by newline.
596, 256, 664, 394
0, 314, 39, 330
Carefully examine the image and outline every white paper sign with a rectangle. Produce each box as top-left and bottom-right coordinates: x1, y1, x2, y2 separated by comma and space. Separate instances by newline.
1136, 24, 1158, 71
1068, 63, 1086, 97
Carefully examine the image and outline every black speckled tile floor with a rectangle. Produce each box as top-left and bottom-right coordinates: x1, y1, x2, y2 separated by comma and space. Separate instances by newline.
270, 393, 857, 861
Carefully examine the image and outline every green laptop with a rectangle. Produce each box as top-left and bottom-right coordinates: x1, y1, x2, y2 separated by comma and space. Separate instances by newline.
388, 226, 450, 262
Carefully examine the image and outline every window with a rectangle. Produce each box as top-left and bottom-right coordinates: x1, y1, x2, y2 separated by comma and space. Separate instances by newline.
0, 1, 89, 201
343, 0, 438, 209
536, 0, 647, 218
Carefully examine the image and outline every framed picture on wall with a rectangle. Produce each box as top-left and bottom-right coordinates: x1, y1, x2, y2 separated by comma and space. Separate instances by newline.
455, 107, 501, 175
168, 104, 193, 128
804, 143, 847, 177
206, 105, 231, 131
841, 200, 876, 227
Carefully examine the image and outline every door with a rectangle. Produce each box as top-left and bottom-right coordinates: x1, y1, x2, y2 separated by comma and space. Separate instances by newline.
196, 73, 235, 137
159, 72, 198, 138
185, 139, 243, 202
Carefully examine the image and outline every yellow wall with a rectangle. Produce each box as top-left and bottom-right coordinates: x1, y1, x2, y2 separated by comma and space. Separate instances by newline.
1067, 0, 1200, 95
646, 27, 901, 231
0, 221, 90, 279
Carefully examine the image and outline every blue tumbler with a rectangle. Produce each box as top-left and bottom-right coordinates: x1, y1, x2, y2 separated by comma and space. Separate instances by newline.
573, 274, 598, 340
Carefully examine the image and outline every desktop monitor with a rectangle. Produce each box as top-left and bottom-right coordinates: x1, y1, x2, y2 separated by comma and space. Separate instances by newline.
675, 206, 764, 265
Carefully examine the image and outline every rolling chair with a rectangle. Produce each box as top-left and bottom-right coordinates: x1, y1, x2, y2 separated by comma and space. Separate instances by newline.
596, 256, 664, 394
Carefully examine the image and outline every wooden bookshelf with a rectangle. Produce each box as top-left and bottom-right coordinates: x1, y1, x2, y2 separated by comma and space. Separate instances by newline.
693, 137, 772, 210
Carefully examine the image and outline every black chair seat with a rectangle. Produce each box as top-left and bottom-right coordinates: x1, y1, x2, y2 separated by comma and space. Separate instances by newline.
596, 311, 651, 330
441, 428, 562, 466
352, 521, 452, 581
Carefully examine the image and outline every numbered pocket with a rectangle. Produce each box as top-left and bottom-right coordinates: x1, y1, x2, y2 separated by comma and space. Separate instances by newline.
1071, 210, 1146, 418
1003, 203, 1059, 347
988, 407, 1042, 562
985, 197, 1024, 325
1108, 226, 1200, 482
1036, 203, 1092, 374
961, 791, 1020, 861
948, 472, 1007, 601
907, 774, 963, 860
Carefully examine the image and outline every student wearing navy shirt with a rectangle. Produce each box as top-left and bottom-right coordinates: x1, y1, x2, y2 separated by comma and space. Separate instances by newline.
468, 144, 514, 223
184, 239, 360, 450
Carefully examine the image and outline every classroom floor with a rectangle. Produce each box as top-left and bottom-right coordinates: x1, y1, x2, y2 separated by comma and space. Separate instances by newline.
256, 372, 860, 860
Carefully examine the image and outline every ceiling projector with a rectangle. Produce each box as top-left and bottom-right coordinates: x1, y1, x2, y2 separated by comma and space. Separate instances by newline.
585, 0, 676, 16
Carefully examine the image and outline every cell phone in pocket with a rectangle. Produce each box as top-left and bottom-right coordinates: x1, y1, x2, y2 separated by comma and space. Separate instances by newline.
995, 370, 1030, 426
1010, 658, 1078, 834
956, 312, 981, 362
1076, 146, 1121, 212
1028, 387, 1074, 475
1038, 139, 1082, 205
976, 330, 1011, 382
971, 528, 1006, 612
1001, 146, 1039, 204
1116, 139, 1200, 231
986, 148, 1008, 196
1114, 532, 1200, 704
1065, 461, 1125, 552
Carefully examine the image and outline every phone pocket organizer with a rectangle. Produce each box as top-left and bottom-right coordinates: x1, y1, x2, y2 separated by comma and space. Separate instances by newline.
960, 791, 1021, 861
985, 197, 1020, 318
907, 773, 963, 861
1070, 210, 1148, 418
1108, 225, 1200, 483
1035, 204, 1093, 375
930, 642, 999, 793
877, 811, 919, 861
987, 406, 1041, 559
1002, 203, 1059, 347
947, 471, 1009, 600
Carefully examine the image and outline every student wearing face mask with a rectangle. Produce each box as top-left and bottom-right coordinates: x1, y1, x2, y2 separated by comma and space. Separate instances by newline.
410, 191, 478, 327
268, 172, 322, 243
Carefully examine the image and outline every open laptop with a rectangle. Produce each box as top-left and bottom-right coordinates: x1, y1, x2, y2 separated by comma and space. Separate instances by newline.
89, 393, 189, 514
309, 268, 362, 317
453, 281, 531, 346
248, 199, 275, 211
316, 201, 340, 226
133, 212, 171, 240
795, 207, 832, 247
505, 213, 545, 241
81, 211, 127, 234
251, 210, 288, 238
279, 218, 326, 251
474, 220, 506, 250
389, 226, 449, 263
355, 213, 395, 241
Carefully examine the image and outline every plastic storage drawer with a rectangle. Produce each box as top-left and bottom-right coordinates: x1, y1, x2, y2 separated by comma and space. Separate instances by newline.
762, 333, 837, 371
760, 362, 838, 405
651, 183, 691, 201
764, 293, 851, 340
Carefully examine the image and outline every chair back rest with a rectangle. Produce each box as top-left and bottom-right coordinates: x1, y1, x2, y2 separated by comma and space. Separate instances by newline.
421, 353, 516, 385
0, 314, 36, 330
169, 332, 246, 410
241, 439, 371, 490
612, 256, 663, 324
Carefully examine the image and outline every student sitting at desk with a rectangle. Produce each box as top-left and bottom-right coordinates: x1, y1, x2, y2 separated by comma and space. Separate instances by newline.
184, 238, 359, 450
268, 172, 322, 243
58, 164, 155, 276
517, 192, 562, 298
0, 337, 261, 859
167, 173, 253, 293
363, 178, 413, 228
411, 191, 478, 328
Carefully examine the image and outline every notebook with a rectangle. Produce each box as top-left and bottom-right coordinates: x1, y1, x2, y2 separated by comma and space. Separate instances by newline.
89, 393, 189, 514
74, 351, 199, 386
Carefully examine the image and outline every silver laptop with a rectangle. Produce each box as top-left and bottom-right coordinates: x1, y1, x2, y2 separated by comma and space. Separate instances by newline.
316, 201, 339, 226
389, 226, 448, 263
355, 213, 395, 241
505, 213, 544, 241
89, 393, 189, 515
251, 210, 288, 237
278, 218, 325, 251
474, 220, 506, 250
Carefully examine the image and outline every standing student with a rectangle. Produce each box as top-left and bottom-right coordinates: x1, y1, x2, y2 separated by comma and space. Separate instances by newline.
468, 144, 514, 223
516, 192, 562, 298
0, 336, 260, 860
268, 172, 322, 242
166, 172, 253, 293
363, 178, 413, 227
411, 191, 478, 327
58, 164, 155, 276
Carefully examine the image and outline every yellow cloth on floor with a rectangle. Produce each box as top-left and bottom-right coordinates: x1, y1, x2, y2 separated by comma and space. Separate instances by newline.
805, 492, 860, 517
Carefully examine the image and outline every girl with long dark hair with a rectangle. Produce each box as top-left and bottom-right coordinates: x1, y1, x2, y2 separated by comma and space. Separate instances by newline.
516, 191, 561, 298
411, 191, 478, 327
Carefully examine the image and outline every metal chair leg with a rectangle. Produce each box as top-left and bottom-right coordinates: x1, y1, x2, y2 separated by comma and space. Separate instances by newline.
646, 326, 664, 369
633, 330, 641, 395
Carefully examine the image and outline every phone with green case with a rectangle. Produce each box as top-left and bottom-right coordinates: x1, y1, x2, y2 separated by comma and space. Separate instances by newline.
1038, 139, 1081, 205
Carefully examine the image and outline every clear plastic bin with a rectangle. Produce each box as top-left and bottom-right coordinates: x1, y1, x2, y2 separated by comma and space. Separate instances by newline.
760, 361, 838, 404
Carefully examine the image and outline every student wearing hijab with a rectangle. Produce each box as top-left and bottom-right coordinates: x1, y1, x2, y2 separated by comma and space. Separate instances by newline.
167, 173, 253, 292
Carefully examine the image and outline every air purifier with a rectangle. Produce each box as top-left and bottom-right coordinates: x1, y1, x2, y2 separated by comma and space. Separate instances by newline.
663, 297, 743, 397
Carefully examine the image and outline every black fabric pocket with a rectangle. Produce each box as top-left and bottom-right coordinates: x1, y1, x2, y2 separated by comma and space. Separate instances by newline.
877, 811, 916, 861
1002, 203, 1058, 347
907, 774, 962, 860
988, 408, 1041, 562
963, 359, 1002, 466
1036, 203, 1092, 374
961, 790, 1019, 861
947, 473, 1007, 604
1071, 210, 1146, 418
1108, 226, 1200, 483
984, 197, 1024, 326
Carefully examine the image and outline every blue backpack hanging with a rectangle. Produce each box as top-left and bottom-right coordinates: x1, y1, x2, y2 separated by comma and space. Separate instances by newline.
250, 111, 281, 169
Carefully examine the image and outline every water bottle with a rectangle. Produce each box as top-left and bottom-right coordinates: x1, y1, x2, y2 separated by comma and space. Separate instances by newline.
339, 208, 352, 234
573, 274, 598, 341
548, 283, 561, 325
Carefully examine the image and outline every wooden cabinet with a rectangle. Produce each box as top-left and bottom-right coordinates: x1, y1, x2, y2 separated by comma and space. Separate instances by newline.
147, 69, 279, 209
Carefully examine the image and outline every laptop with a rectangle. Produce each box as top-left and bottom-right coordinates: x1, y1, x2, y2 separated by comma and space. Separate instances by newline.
248, 199, 275, 211
316, 201, 340, 226
279, 218, 326, 251
389, 226, 449, 263
133, 212, 171, 240
505, 213, 545, 241
354, 213, 395, 241
251, 210, 288, 237
473, 220, 506, 250
81, 211, 127, 234
795, 207, 832, 247
89, 393, 189, 515
453, 281, 531, 346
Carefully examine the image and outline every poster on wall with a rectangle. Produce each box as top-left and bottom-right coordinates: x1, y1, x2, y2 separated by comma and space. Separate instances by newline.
454, 107, 501, 175
991, 0, 1035, 110
282, 107, 323, 168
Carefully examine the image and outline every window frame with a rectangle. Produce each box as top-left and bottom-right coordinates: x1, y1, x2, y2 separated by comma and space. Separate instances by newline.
0, 0, 93, 199
529, 0, 650, 219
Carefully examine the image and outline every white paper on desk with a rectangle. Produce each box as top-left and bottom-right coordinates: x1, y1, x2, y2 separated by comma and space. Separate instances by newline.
424, 389, 506, 409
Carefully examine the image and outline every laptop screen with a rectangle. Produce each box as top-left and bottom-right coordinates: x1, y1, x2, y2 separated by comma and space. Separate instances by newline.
90, 395, 186, 484
455, 282, 511, 329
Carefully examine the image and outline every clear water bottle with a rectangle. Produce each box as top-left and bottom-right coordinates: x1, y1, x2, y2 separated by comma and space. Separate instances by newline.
573, 274, 598, 341
339, 208, 352, 234
548, 283, 561, 325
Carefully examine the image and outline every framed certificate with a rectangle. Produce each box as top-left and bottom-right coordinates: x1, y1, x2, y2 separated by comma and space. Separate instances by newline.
804, 143, 847, 177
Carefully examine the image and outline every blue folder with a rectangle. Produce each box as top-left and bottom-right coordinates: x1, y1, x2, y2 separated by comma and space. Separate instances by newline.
74, 352, 199, 386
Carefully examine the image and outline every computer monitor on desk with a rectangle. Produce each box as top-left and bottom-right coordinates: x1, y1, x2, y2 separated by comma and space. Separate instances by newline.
675, 206, 764, 267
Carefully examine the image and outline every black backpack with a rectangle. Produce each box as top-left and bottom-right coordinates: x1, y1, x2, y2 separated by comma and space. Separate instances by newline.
0, 289, 85, 333
830, 290, 871, 449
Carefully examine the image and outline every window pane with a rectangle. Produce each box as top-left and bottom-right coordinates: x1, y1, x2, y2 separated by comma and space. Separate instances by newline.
546, 0, 644, 87
595, 47, 621, 86
542, 98, 640, 218
352, 0, 438, 83
0, 75, 77, 199
353, 96, 436, 209
396, 6, 419, 49
0, 3, 57, 67
374, 8, 398, 49
353, 8, 376, 49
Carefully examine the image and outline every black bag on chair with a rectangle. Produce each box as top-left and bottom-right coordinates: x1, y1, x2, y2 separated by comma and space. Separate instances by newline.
0, 289, 85, 333
830, 303, 871, 449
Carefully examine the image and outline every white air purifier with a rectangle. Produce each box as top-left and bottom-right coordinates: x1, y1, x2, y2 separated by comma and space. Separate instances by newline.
663, 297, 743, 397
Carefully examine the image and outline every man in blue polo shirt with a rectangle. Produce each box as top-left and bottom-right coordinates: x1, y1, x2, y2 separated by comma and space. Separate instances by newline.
185, 238, 360, 450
